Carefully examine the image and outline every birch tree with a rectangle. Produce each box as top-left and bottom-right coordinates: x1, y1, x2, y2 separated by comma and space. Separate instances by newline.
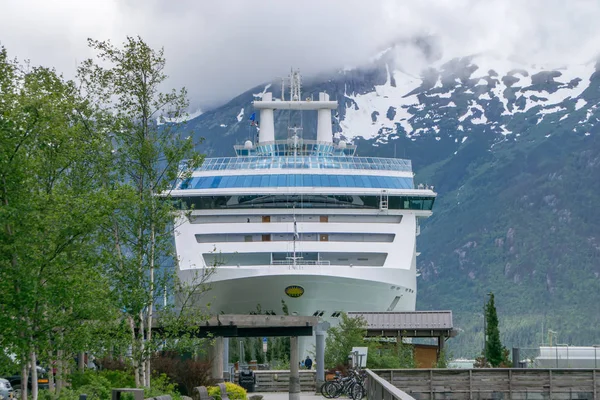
78, 36, 204, 387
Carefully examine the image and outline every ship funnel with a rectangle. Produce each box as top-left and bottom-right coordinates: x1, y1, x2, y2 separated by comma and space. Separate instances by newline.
257, 92, 275, 143
317, 92, 333, 143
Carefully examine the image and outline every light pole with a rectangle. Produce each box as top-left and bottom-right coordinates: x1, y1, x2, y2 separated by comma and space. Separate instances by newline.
483, 303, 487, 366
483, 292, 492, 367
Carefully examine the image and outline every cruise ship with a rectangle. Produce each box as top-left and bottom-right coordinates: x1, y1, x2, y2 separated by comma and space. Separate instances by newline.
171, 72, 436, 355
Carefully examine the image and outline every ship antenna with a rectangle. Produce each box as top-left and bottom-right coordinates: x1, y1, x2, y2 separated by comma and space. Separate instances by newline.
290, 68, 301, 101
293, 206, 298, 267
281, 77, 285, 101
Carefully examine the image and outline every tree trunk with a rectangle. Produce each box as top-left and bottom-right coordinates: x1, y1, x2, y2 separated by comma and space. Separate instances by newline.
130, 316, 140, 388
30, 351, 38, 400
138, 312, 146, 387
47, 349, 55, 394
78, 351, 85, 372
56, 349, 64, 394
20, 362, 28, 400
145, 214, 156, 388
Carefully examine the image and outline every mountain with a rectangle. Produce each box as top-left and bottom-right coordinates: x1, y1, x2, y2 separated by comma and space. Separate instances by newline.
181, 48, 600, 357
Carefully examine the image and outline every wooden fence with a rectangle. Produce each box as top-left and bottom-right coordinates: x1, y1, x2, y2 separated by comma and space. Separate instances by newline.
373, 369, 600, 400
366, 368, 416, 400
234, 370, 316, 392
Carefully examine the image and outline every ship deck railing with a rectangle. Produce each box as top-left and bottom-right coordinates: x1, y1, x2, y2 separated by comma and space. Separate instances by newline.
191, 156, 412, 172
270, 260, 331, 266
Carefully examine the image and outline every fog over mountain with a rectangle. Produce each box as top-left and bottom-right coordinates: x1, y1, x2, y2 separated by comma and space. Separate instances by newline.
2, 0, 600, 111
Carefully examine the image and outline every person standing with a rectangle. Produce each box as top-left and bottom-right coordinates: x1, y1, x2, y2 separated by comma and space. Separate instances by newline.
304, 355, 313, 370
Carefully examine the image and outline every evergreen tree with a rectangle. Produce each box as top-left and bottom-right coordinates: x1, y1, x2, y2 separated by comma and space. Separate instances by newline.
485, 293, 504, 367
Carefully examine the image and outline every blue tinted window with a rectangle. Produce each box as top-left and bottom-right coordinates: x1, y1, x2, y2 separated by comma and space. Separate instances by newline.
360, 176, 371, 188
211, 176, 222, 188
185, 175, 413, 189
198, 178, 209, 188
220, 176, 231, 187
304, 175, 313, 186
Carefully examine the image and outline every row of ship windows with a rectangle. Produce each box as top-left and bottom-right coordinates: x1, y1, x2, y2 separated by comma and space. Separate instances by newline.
176, 195, 435, 210
179, 174, 414, 190
190, 214, 403, 224
195, 232, 395, 243
202, 252, 388, 267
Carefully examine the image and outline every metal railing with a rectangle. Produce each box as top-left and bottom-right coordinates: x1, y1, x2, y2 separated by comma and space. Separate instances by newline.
271, 260, 331, 265
194, 155, 413, 172
365, 369, 415, 400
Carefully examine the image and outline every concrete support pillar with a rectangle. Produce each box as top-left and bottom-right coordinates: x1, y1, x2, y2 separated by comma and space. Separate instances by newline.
223, 338, 230, 380
289, 336, 300, 400
317, 92, 333, 143
316, 330, 326, 389
258, 93, 275, 143
210, 337, 224, 383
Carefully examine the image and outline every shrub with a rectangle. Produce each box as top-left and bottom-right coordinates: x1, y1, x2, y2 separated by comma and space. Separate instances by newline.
96, 357, 131, 372
68, 371, 114, 400
207, 382, 247, 400
152, 353, 212, 395
144, 373, 181, 400
326, 364, 348, 376
54, 370, 180, 400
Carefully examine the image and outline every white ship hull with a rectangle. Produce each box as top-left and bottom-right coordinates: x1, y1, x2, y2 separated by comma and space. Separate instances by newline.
178, 265, 417, 317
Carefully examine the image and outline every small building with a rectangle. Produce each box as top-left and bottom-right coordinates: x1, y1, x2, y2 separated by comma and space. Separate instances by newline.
347, 311, 458, 368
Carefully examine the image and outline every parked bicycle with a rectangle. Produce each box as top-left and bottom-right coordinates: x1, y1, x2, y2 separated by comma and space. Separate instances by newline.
320, 368, 366, 400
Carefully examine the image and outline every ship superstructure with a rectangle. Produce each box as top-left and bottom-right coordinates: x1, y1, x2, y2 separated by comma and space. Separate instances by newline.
170, 71, 435, 355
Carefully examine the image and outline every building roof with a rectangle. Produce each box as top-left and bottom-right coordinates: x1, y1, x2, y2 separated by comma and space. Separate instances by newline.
348, 311, 456, 338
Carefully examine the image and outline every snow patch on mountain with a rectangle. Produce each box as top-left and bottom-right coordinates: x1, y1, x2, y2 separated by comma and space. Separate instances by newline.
156, 107, 203, 125
470, 104, 487, 125
334, 53, 597, 145
539, 106, 564, 115
575, 98, 587, 110
340, 64, 419, 141
253, 84, 272, 99
236, 108, 244, 122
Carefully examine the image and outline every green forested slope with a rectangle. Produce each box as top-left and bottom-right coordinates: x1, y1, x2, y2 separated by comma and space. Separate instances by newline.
183, 56, 600, 357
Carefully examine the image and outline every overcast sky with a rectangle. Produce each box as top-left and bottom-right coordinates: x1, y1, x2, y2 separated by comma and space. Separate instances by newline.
2, 0, 600, 110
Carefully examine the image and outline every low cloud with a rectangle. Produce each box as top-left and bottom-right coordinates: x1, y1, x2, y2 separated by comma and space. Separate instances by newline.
2, 0, 599, 110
